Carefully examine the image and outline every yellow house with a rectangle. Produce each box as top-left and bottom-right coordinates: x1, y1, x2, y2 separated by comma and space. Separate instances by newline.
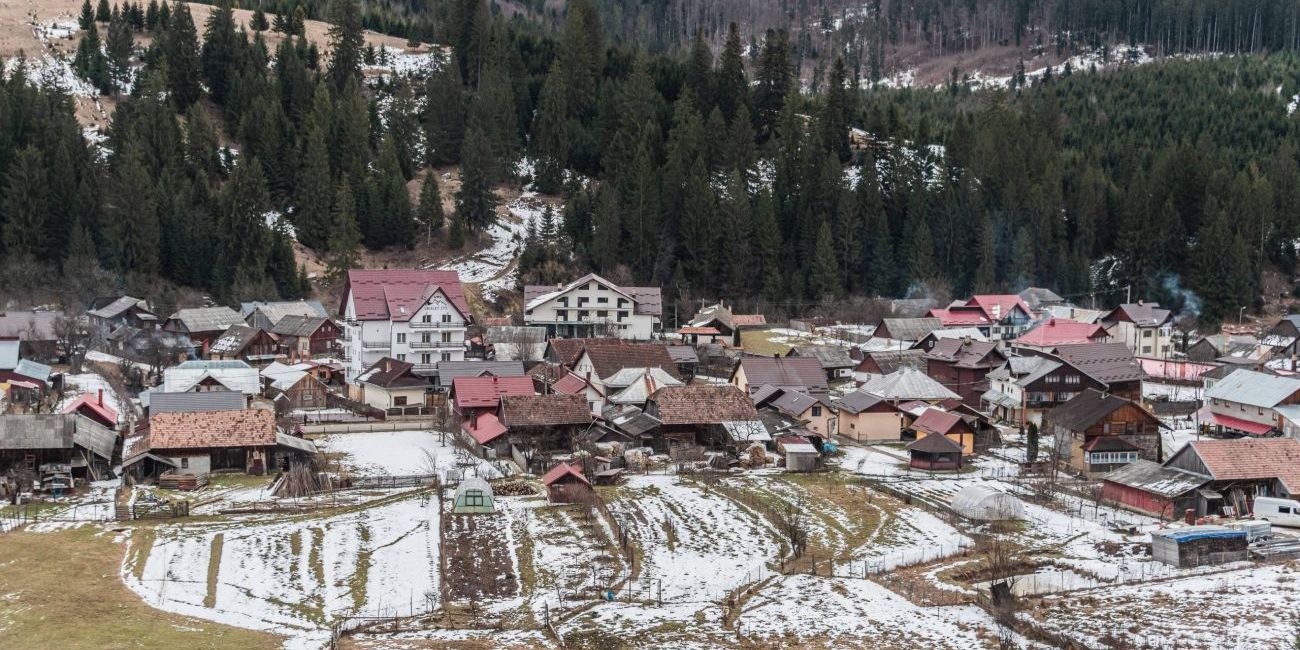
752, 386, 837, 436
833, 391, 906, 442
909, 408, 976, 456
355, 357, 428, 412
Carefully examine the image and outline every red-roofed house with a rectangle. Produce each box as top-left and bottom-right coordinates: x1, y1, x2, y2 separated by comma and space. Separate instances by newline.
61, 390, 118, 429
908, 408, 976, 455
542, 462, 594, 503
928, 295, 1033, 340
339, 269, 472, 381
1013, 318, 1110, 351
451, 375, 535, 439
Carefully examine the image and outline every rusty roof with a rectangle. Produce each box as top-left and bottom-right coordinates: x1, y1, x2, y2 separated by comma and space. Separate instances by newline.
500, 394, 592, 427
451, 376, 535, 409
148, 409, 276, 449
648, 385, 759, 425
734, 356, 828, 393
1180, 438, 1300, 493
579, 342, 679, 380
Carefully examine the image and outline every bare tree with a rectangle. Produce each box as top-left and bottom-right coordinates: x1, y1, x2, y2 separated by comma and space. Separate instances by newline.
491, 326, 546, 361
55, 314, 91, 374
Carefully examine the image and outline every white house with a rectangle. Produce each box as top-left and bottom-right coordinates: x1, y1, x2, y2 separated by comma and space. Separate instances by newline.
339, 269, 472, 381
523, 273, 661, 340
1100, 302, 1173, 358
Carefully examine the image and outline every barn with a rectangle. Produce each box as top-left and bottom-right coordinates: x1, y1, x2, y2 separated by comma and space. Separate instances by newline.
542, 462, 593, 504
1101, 459, 1207, 519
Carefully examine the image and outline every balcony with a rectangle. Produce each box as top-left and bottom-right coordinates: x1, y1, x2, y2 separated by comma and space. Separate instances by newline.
408, 321, 462, 329
409, 339, 458, 349
361, 340, 391, 351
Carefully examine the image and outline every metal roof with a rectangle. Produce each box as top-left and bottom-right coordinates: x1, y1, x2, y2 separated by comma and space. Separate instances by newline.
149, 390, 247, 413
1204, 369, 1300, 408
859, 368, 959, 401
0, 339, 18, 370
168, 306, 244, 333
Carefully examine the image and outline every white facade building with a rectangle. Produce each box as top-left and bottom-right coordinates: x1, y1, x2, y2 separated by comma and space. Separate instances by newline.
523, 273, 661, 340
339, 269, 472, 381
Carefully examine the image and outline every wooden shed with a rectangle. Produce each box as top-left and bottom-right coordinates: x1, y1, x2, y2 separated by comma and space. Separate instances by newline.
906, 431, 964, 471
542, 462, 593, 504
1150, 526, 1248, 567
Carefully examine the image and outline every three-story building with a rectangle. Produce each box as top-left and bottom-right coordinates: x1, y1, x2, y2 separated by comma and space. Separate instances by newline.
339, 269, 472, 381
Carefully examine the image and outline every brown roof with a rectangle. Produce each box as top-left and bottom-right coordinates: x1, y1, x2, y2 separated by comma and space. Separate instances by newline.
358, 357, 426, 389
648, 385, 759, 425
546, 338, 596, 366
734, 356, 828, 392
500, 394, 593, 427
925, 338, 1005, 369
580, 341, 679, 380
907, 430, 964, 454
910, 408, 967, 437
1052, 343, 1148, 385
148, 409, 276, 449
1044, 389, 1154, 432
1184, 438, 1300, 493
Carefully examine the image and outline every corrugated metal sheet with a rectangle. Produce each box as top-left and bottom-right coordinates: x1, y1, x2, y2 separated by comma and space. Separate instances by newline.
149, 390, 247, 413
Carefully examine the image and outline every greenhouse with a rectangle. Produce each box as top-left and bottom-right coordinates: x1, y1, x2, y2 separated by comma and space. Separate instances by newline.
452, 478, 495, 514
950, 484, 1024, 521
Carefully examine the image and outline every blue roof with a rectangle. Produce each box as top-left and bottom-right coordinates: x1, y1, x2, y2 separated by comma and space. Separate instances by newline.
1156, 527, 1246, 542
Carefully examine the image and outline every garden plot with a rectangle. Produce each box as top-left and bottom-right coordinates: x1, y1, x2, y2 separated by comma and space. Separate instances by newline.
314, 429, 508, 481
603, 474, 782, 603
852, 505, 974, 571
1027, 563, 1300, 649
442, 512, 519, 602
124, 491, 440, 648
735, 575, 1000, 649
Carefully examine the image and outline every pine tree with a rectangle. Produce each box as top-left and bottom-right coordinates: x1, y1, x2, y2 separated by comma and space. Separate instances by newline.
752, 189, 784, 302
752, 29, 791, 142
326, 180, 360, 283
684, 31, 713, 112
468, 61, 519, 181
200, 0, 239, 103
106, 146, 160, 275
295, 114, 333, 250
79, 0, 95, 29
677, 156, 715, 282
250, 7, 269, 31
590, 186, 621, 271
95, 0, 110, 22
2, 147, 51, 259
1025, 422, 1039, 463
974, 213, 998, 292
718, 171, 751, 296
820, 57, 851, 162
73, 21, 111, 94
183, 102, 222, 180
906, 217, 937, 284
416, 169, 444, 246
326, 0, 364, 92
369, 135, 414, 248
422, 62, 465, 166
809, 220, 840, 300
163, 2, 202, 108
557, 0, 603, 121
716, 23, 747, 122
144, 0, 158, 30
455, 127, 499, 232
106, 8, 133, 85
532, 60, 570, 194
448, 211, 465, 250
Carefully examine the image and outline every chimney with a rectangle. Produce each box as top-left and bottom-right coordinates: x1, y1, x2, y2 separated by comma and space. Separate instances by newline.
97, 389, 103, 406
385, 359, 392, 372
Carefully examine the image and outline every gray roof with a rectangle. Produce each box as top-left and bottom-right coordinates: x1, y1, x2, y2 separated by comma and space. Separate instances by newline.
1053, 343, 1148, 385
604, 406, 661, 437
735, 356, 828, 393
767, 389, 833, 416
148, 390, 247, 413
789, 345, 856, 369
876, 318, 944, 342
431, 361, 525, 382
0, 310, 61, 340
1018, 287, 1064, 310
834, 390, 890, 414
1102, 459, 1207, 497
271, 314, 331, 337
88, 295, 151, 320
241, 300, 327, 322
275, 432, 318, 454
1103, 302, 1172, 327
0, 414, 114, 460
665, 345, 699, 364
0, 339, 18, 370
73, 415, 117, 460
13, 359, 51, 382
1204, 369, 1300, 409
168, 306, 244, 333
859, 368, 959, 401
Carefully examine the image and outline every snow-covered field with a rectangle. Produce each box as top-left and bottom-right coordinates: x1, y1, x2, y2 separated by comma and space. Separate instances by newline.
314, 429, 509, 480
56, 372, 126, 418
433, 192, 551, 301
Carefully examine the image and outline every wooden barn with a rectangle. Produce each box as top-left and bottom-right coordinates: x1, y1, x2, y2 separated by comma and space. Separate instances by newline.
542, 462, 593, 504
907, 431, 964, 471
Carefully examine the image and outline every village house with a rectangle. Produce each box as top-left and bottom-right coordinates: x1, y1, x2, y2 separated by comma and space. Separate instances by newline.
163, 306, 245, 353
145, 390, 247, 415
907, 407, 977, 455
498, 393, 593, 472
271, 315, 341, 359
1011, 318, 1110, 351
665, 345, 700, 380
751, 385, 837, 437
1105, 438, 1300, 518
260, 362, 332, 412
928, 295, 1034, 340
854, 349, 926, 376
1099, 302, 1173, 358
339, 269, 471, 382
871, 317, 944, 344
354, 357, 429, 414
87, 295, 157, 334
126, 408, 315, 479
0, 347, 52, 413
1186, 334, 1262, 364
859, 367, 960, 404
524, 273, 661, 340
208, 324, 284, 366
162, 359, 262, 395
1261, 315, 1300, 357
786, 345, 856, 382
981, 355, 1060, 424
906, 428, 966, 471
833, 391, 907, 443
1047, 342, 1148, 401
0, 414, 117, 485
60, 390, 118, 429
452, 374, 536, 453
924, 338, 1006, 407
1018, 287, 1066, 315
565, 341, 681, 399
601, 367, 683, 411
910, 328, 988, 352
1201, 369, 1300, 437
0, 310, 62, 362
242, 300, 327, 330
644, 385, 765, 451
730, 355, 828, 395
680, 303, 766, 346
1041, 389, 1163, 476
542, 462, 594, 503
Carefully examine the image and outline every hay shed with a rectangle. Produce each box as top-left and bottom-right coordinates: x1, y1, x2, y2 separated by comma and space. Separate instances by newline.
452, 478, 495, 514
951, 484, 1024, 521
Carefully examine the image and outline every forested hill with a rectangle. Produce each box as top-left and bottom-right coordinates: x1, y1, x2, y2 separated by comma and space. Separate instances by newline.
2, 0, 1300, 328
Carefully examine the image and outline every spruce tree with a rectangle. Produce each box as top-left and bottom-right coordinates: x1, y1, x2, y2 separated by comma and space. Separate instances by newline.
79, 0, 96, 29
163, 2, 202, 108
73, 22, 111, 94
2, 147, 51, 260
183, 102, 222, 180
416, 170, 444, 247
200, 0, 239, 103
296, 116, 333, 250
678, 156, 716, 282
325, 0, 364, 92
820, 57, 851, 162
716, 23, 747, 122
557, 0, 603, 121
95, 0, 110, 22
532, 60, 569, 194
107, 146, 160, 275
144, 0, 158, 30
422, 62, 465, 166
326, 180, 360, 283
752, 29, 791, 142
250, 7, 269, 31
906, 217, 936, 284
370, 136, 414, 249
106, 8, 133, 85
809, 220, 840, 300
455, 127, 499, 233
447, 211, 466, 250
468, 61, 519, 181
974, 213, 998, 292
684, 31, 713, 112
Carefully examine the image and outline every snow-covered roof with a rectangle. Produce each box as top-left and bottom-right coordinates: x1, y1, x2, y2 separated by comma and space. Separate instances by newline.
163, 360, 261, 394
858, 368, 959, 401
1204, 369, 1300, 409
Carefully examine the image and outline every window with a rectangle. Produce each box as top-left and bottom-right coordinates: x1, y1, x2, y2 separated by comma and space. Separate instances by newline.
1065, 375, 1080, 385
421, 333, 432, 343
578, 310, 589, 320
421, 314, 432, 323
181, 457, 189, 469
618, 298, 628, 307
597, 297, 608, 304
812, 406, 822, 417
618, 311, 627, 321
1088, 451, 1137, 465
557, 309, 568, 320
597, 310, 608, 318
442, 332, 452, 342
465, 491, 485, 507
395, 396, 408, 406
1281, 506, 1293, 514
578, 297, 590, 307
421, 353, 431, 364
1143, 330, 1153, 338
559, 297, 568, 307
1141, 346, 1151, 354
396, 333, 407, 343
584, 282, 593, 290
397, 353, 407, 361
441, 352, 452, 361
442, 314, 452, 323
597, 283, 607, 291
1260, 407, 1265, 415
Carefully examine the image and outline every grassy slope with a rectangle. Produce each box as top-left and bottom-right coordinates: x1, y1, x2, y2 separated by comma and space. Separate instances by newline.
0, 526, 281, 650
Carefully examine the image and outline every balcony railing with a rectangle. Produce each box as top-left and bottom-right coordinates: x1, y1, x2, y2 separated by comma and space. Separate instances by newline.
361, 340, 391, 350
409, 340, 457, 349
408, 321, 463, 329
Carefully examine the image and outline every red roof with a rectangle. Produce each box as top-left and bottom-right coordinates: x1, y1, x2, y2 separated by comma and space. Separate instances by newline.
342, 269, 470, 322
966, 295, 1033, 321
911, 408, 963, 437
677, 326, 722, 335
1184, 437, 1300, 493
927, 307, 990, 327
452, 376, 535, 409
542, 461, 591, 487
462, 411, 507, 445
1014, 318, 1108, 347
1199, 408, 1276, 436
552, 371, 593, 395
61, 392, 118, 426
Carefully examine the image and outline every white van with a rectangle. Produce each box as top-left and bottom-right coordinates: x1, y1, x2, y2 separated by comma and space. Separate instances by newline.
1253, 496, 1300, 527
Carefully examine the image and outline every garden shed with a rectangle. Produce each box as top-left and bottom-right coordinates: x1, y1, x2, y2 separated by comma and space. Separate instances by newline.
452, 478, 495, 514
1151, 526, 1248, 567
951, 484, 1024, 521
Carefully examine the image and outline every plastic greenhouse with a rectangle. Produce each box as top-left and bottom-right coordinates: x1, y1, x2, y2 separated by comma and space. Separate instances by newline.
452, 478, 495, 514
950, 484, 1024, 521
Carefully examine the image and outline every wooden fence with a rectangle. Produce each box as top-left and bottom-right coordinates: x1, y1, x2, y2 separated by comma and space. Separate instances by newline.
350, 474, 439, 489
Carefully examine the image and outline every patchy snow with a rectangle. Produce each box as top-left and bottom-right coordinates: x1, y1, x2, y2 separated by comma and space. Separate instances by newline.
314, 429, 509, 480
433, 193, 551, 301
363, 48, 447, 82
4, 51, 98, 98
57, 372, 126, 419
1289, 93, 1300, 115
264, 210, 297, 241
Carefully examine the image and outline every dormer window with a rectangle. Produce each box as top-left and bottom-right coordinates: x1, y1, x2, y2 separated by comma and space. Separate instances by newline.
422, 314, 432, 323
